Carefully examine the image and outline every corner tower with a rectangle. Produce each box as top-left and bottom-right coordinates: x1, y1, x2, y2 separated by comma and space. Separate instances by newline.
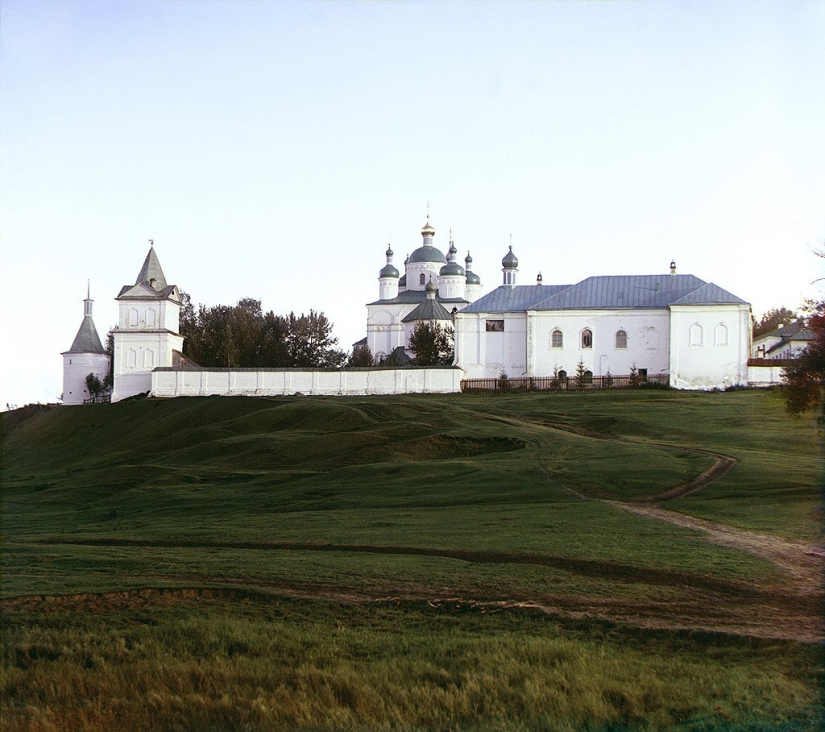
111, 241, 183, 402
61, 283, 111, 404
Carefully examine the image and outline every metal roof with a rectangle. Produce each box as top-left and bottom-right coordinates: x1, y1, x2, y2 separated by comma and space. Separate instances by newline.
368, 290, 468, 306
461, 285, 570, 314
65, 316, 106, 354
401, 297, 455, 323
408, 245, 447, 264
135, 246, 168, 289
670, 282, 748, 306
532, 275, 711, 310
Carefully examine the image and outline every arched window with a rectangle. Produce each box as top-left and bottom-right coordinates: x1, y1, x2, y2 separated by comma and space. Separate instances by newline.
581, 329, 592, 349
714, 323, 728, 346
143, 350, 155, 368
127, 349, 137, 367
129, 308, 139, 327
551, 329, 563, 348
645, 327, 659, 351
689, 323, 703, 346
615, 330, 627, 349
557, 369, 568, 384
146, 309, 157, 327
583, 370, 593, 384
419, 273, 425, 285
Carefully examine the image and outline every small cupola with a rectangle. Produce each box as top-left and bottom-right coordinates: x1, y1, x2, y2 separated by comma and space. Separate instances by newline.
502, 244, 519, 287
536, 272, 543, 285
670, 260, 677, 276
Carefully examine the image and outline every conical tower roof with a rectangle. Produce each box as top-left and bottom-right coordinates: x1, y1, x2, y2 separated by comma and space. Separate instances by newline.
135, 244, 167, 290
67, 316, 105, 354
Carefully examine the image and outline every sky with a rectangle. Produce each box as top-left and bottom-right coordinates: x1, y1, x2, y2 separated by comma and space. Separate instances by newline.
2, 0, 823, 407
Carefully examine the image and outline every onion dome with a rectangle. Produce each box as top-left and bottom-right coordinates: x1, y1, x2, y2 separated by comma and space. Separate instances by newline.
465, 251, 480, 284
425, 278, 437, 295
440, 261, 465, 277
380, 264, 399, 278
399, 274, 407, 287
386, 245, 394, 257
502, 245, 518, 268
421, 218, 435, 237
409, 245, 447, 264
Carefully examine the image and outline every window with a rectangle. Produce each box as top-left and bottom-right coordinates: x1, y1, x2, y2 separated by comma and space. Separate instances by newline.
486, 319, 504, 332
129, 308, 139, 326
689, 323, 703, 346
638, 368, 648, 381
645, 327, 659, 351
146, 309, 156, 327
581, 329, 592, 349
615, 330, 627, 349
127, 349, 137, 367
714, 323, 728, 346
551, 329, 563, 348
419, 273, 425, 285
557, 369, 568, 384
583, 370, 593, 385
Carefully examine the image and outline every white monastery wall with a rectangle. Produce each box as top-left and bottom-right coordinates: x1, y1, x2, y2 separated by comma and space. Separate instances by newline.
527, 309, 671, 378
669, 304, 751, 389
151, 367, 463, 397
748, 364, 786, 387
62, 352, 110, 405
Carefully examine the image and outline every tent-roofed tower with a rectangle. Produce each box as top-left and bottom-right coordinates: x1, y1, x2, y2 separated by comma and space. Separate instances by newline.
61, 282, 111, 404
111, 241, 184, 402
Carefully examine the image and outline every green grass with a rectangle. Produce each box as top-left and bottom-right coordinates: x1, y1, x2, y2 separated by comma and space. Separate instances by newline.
2, 597, 821, 732
2, 389, 822, 730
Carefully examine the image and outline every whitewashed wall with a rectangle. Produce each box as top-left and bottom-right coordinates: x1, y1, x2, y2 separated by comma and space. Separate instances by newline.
62, 352, 110, 404
748, 364, 786, 386
669, 304, 751, 389
454, 312, 528, 378
527, 309, 671, 379
366, 303, 412, 359
151, 367, 463, 397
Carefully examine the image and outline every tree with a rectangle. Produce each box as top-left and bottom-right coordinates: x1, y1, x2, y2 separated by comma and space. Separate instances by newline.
85, 373, 104, 401
753, 307, 798, 338
782, 302, 825, 420
347, 343, 374, 367
179, 293, 344, 368
408, 322, 454, 366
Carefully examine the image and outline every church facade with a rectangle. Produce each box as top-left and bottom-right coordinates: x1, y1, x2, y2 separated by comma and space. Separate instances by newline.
453, 250, 752, 389
365, 217, 483, 362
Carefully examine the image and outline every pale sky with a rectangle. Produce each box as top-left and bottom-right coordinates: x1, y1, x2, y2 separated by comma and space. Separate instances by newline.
2, 0, 823, 407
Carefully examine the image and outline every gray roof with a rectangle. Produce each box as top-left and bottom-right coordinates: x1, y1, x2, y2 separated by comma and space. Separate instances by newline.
462, 285, 570, 314
758, 320, 810, 340
135, 247, 168, 289
117, 282, 179, 300
401, 297, 455, 323
65, 316, 106, 354
462, 274, 747, 314
670, 282, 748, 306
368, 289, 468, 306
408, 245, 447, 264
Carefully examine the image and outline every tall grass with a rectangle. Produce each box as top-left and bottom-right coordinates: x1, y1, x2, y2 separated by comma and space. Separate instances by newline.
2, 597, 820, 732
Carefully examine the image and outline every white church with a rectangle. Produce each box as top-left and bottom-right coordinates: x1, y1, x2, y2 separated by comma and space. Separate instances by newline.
62, 217, 752, 402
366, 216, 752, 390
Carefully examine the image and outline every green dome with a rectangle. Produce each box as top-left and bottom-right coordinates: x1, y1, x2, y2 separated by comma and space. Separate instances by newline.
440, 261, 465, 277
380, 264, 399, 278
466, 271, 481, 285
502, 245, 518, 268
409, 245, 447, 264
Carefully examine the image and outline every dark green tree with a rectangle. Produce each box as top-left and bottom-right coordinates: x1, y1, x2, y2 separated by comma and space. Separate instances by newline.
85, 373, 104, 401
753, 307, 798, 337
408, 322, 454, 366
347, 343, 374, 367
782, 303, 825, 420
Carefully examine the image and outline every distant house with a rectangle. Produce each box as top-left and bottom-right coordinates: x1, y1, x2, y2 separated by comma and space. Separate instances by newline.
752, 321, 813, 360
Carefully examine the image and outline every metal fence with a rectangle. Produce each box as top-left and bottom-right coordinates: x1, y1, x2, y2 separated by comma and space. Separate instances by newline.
460, 373, 669, 394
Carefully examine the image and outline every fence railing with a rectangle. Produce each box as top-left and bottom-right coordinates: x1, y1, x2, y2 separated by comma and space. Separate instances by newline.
460, 373, 668, 394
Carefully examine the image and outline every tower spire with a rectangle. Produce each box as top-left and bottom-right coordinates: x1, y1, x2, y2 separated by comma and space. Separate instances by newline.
84, 280, 93, 317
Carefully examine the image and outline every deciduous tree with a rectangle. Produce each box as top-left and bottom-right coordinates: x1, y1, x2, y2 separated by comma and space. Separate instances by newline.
782, 302, 825, 420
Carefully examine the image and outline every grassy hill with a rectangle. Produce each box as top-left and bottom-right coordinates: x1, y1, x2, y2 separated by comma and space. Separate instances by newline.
2, 389, 822, 730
